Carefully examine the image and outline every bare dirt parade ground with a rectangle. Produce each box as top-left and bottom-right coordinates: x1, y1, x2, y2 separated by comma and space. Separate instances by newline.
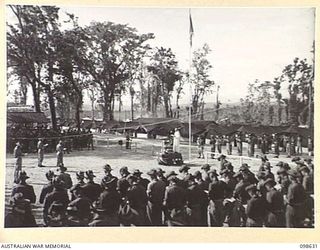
5, 132, 312, 226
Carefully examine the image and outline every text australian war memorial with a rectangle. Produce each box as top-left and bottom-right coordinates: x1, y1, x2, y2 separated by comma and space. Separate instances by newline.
5, 5, 315, 228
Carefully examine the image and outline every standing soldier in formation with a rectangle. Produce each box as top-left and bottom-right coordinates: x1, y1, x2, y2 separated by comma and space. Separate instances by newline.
37, 138, 45, 167
283, 135, 288, 153
125, 132, 131, 149
273, 135, 280, 158
163, 173, 187, 226
225, 135, 232, 155
87, 131, 94, 150
209, 135, 216, 159
261, 135, 267, 155
197, 136, 205, 159
296, 135, 302, 155
236, 134, 242, 156
126, 174, 148, 225
13, 141, 22, 184
200, 164, 211, 185
289, 136, 296, 157
185, 174, 203, 226
264, 178, 285, 227
146, 169, 166, 226
247, 135, 252, 157
285, 170, 307, 228
216, 136, 222, 154
286, 136, 291, 157
307, 136, 313, 156
208, 169, 226, 227
245, 184, 266, 227
179, 165, 191, 189
56, 140, 64, 167
217, 154, 227, 172
173, 128, 181, 153
250, 134, 255, 157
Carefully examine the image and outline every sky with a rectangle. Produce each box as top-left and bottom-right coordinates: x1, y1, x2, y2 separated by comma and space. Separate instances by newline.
7, 6, 315, 107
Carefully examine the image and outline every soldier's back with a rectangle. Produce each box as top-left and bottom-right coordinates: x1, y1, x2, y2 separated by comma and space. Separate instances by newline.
89, 214, 120, 227
127, 184, 148, 209
5, 213, 24, 228
68, 197, 92, 219
99, 189, 121, 214
58, 173, 73, 189
45, 189, 70, 211
147, 179, 166, 205
39, 183, 54, 204
12, 184, 36, 204
165, 185, 186, 210
82, 182, 102, 203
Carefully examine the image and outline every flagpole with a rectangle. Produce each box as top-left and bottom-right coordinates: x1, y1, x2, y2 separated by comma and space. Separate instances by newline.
188, 9, 193, 162
188, 45, 192, 162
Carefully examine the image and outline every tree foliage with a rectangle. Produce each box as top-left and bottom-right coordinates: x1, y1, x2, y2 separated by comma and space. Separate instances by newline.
148, 47, 182, 117
191, 43, 215, 119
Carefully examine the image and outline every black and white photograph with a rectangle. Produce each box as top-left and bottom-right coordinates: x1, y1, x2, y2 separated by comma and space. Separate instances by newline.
4, 5, 315, 229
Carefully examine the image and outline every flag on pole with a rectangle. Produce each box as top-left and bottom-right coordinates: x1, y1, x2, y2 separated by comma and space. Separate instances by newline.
189, 10, 194, 47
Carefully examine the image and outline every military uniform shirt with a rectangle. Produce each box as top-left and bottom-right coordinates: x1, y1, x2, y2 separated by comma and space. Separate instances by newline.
127, 183, 148, 210
147, 179, 166, 205
246, 195, 266, 221
82, 181, 102, 203
266, 188, 284, 212
163, 184, 187, 210
12, 183, 36, 204
99, 189, 121, 214
39, 183, 54, 204
287, 182, 306, 206
208, 180, 227, 201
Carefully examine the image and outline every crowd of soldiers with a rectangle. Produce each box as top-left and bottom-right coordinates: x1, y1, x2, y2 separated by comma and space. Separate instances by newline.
7, 127, 94, 154
5, 154, 314, 228
202, 133, 313, 159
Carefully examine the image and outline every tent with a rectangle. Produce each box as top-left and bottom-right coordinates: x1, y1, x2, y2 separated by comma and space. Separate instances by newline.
7, 112, 49, 124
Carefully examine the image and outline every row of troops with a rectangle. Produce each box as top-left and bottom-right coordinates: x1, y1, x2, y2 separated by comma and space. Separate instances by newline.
200, 134, 313, 159
12, 135, 93, 183
6, 155, 314, 227
9, 128, 94, 154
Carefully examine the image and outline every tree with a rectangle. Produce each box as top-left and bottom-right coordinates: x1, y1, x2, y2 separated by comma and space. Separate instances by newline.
240, 82, 256, 123
7, 5, 63, 130
174, 73, 187, 118
55, 16, 91, 130
75, 21, 154, 121
148, 47, 182, 118
240, 80, 274, 125
190, 43, 215, 119
281, 57, 313, 125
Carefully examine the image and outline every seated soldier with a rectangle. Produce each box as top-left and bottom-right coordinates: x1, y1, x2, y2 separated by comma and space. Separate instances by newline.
56, 164, 73, 190
39, 170, 55, 204
5, 192, 37, 228
47, 201, 68, 227
11, 171, 36, 204
43, 177, 70, 226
